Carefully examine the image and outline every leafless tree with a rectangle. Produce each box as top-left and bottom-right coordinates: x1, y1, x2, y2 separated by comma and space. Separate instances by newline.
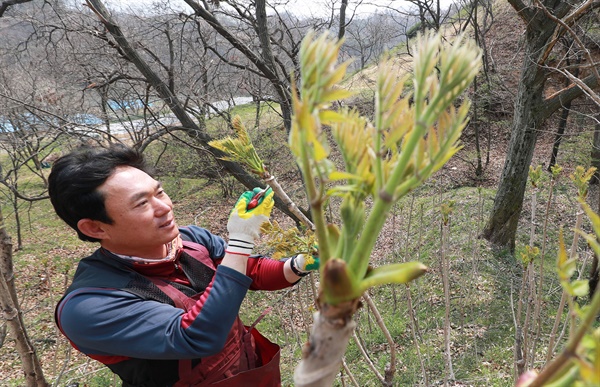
451, 0, 495, 178
0, 213, 49, 386
482, 0, 600, 252
0, 3, 51, 386
342, 12, 405, 70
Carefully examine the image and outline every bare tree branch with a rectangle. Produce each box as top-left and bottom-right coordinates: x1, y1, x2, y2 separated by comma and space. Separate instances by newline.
542, 72, 599, 121
83, 0, 304, 223
0, 0, 32, 18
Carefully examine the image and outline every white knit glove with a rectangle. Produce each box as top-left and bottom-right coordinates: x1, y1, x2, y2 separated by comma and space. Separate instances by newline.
226, 187, 274, 255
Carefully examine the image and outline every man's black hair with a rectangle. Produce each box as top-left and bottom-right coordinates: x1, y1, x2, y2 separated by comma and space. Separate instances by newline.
48, 144, 150, 242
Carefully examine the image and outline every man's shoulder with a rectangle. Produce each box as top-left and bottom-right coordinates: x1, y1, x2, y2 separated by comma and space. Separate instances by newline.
68, 249, 136, 293
179, 226, 226, 260
179, 225, 211, 240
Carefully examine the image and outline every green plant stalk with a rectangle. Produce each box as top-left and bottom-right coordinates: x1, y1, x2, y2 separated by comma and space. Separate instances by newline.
349, 86, 427, 277
393, 136, 460, 199
340, 218, 359, 265
298, 125, 331, 268
373, 81, 385, 192
358, 261, 426, 291
397, 107, 467, 191
332, 223, 346, 261
413, 37, 436, 119
418, 55, 471, 130
349, 120, 460, 274
529, 279, 600, 387
347, 114, 463, 279
348, 121, 427, 278
425, 80, 469, 126
347, 193, 393, 278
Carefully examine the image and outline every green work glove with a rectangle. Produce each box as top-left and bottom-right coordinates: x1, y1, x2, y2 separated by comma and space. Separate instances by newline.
290, 253, 320, 277
226, 187, 274, 256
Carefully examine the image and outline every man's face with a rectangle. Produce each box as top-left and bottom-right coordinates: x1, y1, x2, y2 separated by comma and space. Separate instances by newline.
95, 166, 179, 258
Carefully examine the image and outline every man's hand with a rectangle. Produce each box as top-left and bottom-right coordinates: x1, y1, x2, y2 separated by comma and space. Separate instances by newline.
226, 187, 274, 256
290, 254, 320, 277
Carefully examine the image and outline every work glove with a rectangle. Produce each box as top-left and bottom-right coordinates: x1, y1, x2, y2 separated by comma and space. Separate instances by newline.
290, 253, 320, 277
226, 187, 274, 256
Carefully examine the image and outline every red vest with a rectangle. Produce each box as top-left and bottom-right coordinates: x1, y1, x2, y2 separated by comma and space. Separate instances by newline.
57, 240, 281, 387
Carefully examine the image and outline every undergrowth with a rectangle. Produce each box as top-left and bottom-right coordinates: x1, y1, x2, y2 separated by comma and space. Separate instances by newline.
1, 117, 598, 386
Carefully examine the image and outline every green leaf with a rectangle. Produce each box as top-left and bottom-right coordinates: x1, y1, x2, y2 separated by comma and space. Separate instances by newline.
559, 258, 577, 281
312, 137, 329, 161
579, 357, 600, 385
570, 280, 589, 297
358, 262, 427, 293
319, 110, 347, 124
580, 200, 600, 234
590, 329, 600, 385
326, 185, 364, 196
321, 89, 356, 103
328, 171, 362, 181
326, 224, 341, 258
576, 232, 600, 263
557, 228, 569, 276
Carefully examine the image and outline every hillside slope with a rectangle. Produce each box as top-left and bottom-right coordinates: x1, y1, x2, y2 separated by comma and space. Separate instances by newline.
2, 2, 599, 386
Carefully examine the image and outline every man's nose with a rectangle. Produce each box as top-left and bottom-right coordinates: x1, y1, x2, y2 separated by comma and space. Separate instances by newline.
154, 197, 172, 214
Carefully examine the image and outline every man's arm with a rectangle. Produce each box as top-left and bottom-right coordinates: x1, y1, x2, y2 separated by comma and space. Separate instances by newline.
57, 264, 251, 360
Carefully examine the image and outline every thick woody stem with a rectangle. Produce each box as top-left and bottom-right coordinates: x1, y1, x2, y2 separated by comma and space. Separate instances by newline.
294, 299, 361, 386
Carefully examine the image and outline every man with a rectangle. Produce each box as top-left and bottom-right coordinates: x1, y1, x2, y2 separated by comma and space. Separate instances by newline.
48, 145, 317, 386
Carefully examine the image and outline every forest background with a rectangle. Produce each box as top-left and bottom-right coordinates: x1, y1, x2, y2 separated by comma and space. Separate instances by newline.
0, 0, 599, 386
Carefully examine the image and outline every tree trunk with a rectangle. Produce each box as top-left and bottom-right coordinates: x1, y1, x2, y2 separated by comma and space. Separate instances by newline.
252, 0, 293, 132
293, 299, 361, 386
182, 0, 293, 133
0, 208, 49, 386
549, 52, 580, 171
338, 0, 348, 40
482, 0, 598, 251
548, 104, 571, 171
481, 33, 548, 251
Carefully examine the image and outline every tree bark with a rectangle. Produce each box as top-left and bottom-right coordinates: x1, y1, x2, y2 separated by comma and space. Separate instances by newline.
481, 27, 548, 251
482, 0, 599, 251
548, 53, 580, 171
293, 299, 361, 386
548, 103, 571, 170
337, 0, 348, 40
250, 0, 294, 130
0, 208, 49, 386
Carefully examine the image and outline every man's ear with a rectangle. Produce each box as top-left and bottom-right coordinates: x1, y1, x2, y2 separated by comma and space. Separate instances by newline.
77, 218, 108, 240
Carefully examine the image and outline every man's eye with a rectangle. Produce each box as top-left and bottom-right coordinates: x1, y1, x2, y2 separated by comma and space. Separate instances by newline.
136, 200, 148, 207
